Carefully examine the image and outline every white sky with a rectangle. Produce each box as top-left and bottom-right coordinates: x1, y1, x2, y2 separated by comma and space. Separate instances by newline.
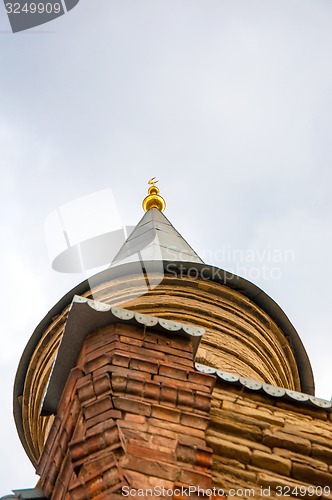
1, 0, 332, 494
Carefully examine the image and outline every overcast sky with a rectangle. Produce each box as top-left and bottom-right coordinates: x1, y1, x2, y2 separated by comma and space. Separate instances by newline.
1, 0, 332, 494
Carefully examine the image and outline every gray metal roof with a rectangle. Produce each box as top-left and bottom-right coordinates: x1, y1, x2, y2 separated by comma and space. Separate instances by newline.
110, 208, 203, 266
195, 363, 330, 410
0, 489, 46, 499
41, 295, 205, 415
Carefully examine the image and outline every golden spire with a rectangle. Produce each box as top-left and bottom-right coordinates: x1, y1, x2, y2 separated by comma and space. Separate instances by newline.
142, 177, 166, 212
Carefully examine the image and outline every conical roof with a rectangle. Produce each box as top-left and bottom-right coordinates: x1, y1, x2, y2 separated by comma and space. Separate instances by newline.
110, 207, 203, 266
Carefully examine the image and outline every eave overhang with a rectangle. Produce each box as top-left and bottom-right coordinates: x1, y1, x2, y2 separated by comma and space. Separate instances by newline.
195, 363, 330, 411
41, 295, 205, 415
14, 260, 315, 463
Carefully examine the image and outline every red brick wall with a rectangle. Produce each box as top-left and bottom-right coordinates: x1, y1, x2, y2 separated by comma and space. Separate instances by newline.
37, 323, 215, 499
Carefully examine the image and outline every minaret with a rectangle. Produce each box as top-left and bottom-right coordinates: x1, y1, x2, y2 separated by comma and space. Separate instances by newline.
11, 180, 329, 499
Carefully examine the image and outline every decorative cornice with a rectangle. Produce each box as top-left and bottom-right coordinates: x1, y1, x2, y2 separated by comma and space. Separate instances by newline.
42, 296, 205, 415
195, 363, 331, 410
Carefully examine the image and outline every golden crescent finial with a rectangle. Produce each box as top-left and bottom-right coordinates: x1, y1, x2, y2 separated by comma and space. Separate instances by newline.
142, 178, 166, 212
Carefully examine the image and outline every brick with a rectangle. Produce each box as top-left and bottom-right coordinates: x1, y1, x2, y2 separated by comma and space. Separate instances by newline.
115, 343, 167, 360
123, 469, 150, 489
158, 363, 188, 380
57, 368, 83, 419
102, 464, 122, 487
84, 329, 117, 354
113, 396, 152, 416
146, 423, 178, 441
178, 389, 195, 408
40, 476, 53, 498
208, 435, 251, 464
111, 375, 127, 393
37, 448, 51, 478
292, 463, 332, 487
119, 335, 144, 347
210, 411, 262, 442
84, 434, 106, 457
124, 413, 146, 424
153, 375, 210, 393
180, 412, 209, 430
110, 364, 153, 381
196, 446, 213, 468
171, 483, 200, 500
221, 400, 284, 426
144, 332, 158, 344
143, 341, 193, 359
68, 484, 90, 500
167, 354, 194, 368
83, 397, 113, 420
157, 334, 191, 349
57, 454, 73, 487
148, 418, 206, 439
93, 427, 120, 454
251, 450, 291, 476
93, 374, 112, 396
98, 482, 126, 497
211, 457, 253, 484
178, 434, 206, 448
86, 410, 121, 430
283, 421, 332, 440
127, 444, 174, 463
274, 447, 329, 471
87, 476, 105, 497
70, 439, 88, 462
121, 455, 179, 481
59, 429, 70, 454
84, 354, 110, 374
188, 371, 216, 389
151, 433, 176, 449
86, 419, 117, 437
207, 428, 271, 454
312, 444, 332, 465
194, 392, 211, 412
126, 378, 145, 397
76, 374, 93, 389
84, 343, 117, 363
118, 419, 149, 435
114, 324, 144, 339
111, 353, 131, 368
176, 442, 212, 467
262, 429, 311, 455
152, 405, 181, 423
144, 380, 161, 401
129, 357, 159, 374
52, 481, 66, 498
66, 411, 79, 438
93, 363, 151, 381
160, 385, 178, 405
77, 383, 95, 404
147, 475, 174, 490
47, 459, 59, 485
178, 468, 212, 490
276, 401, 329, 420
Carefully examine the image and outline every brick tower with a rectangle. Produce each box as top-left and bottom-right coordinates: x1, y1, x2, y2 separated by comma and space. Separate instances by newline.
9, 182, 332, 499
